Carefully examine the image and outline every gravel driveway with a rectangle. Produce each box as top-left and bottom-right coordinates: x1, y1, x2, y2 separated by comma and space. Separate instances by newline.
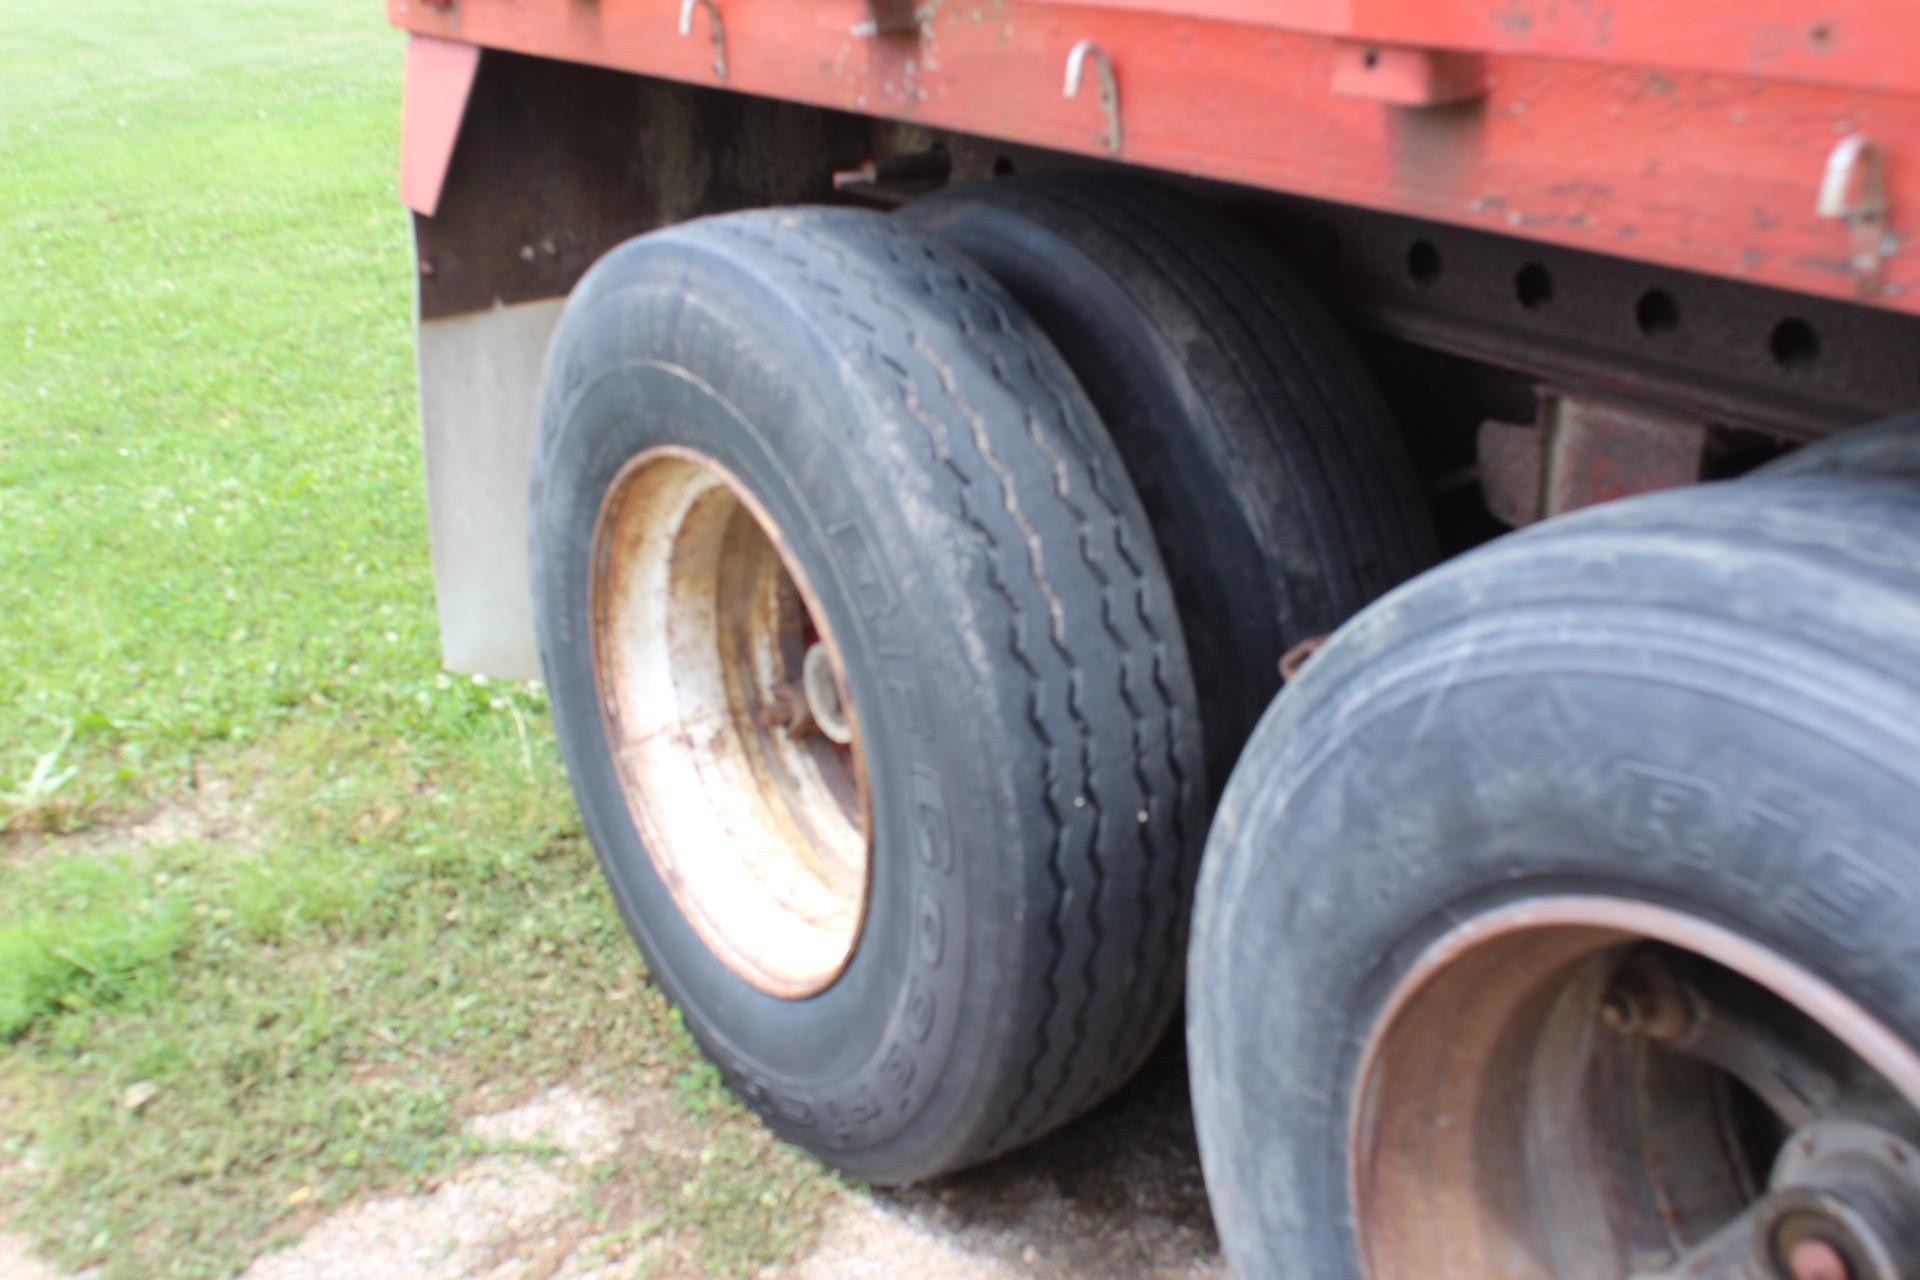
7, 1044, 1226, 1280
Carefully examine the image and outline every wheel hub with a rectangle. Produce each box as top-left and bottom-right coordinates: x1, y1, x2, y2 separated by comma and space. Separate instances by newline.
801, 641, 853, 745
1757, 1121, 1920, 1280
1783, 1238, 1851, 1280
589, 446, 871, 998
1349, 897, 1920, 1280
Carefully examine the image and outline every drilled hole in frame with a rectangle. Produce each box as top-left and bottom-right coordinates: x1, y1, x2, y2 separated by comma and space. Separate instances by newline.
1516, 263, 1555, 310
1769, 318, 1821, 371
1407, 240, 1442, 287
1636, 289, 1681, 338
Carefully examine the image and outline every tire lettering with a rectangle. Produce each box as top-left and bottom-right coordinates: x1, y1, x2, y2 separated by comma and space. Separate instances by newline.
830, 525, 895, 621
911, 768, 954, 875
1725, 798, 1804, 892
880, 1042, 915, 1094
1612, 762, 1908, 952
1613, 763, 1717, 866
904, 975, 936, 1043
916, 891, 945, 967
825, 1086, 884, 1148
1780, 846, 1898, 952
888, 674, 927, 740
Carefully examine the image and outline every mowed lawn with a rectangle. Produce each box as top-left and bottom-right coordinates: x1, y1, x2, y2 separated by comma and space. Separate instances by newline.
0, 3, 836, 1276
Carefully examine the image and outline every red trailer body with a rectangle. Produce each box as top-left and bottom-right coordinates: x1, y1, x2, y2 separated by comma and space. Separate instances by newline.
393, 0, 1918, 313
390, 5, 1920, 1277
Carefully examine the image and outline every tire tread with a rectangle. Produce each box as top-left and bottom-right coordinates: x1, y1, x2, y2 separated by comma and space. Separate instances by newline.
696, 209, 1199, 1160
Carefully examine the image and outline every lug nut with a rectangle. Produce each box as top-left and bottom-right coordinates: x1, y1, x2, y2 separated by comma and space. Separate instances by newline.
1597, 958, 1693, 1040
1599, 990, 1637, 1032
761, 681, 816, 735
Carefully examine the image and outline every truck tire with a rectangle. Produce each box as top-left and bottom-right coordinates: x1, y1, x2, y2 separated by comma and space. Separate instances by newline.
903, 174, 1435, 793
530, 207, 1205, 1183
1189, 473, 1920, 1279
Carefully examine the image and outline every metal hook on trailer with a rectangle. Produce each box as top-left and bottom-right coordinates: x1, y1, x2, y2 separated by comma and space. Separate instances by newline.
1064, 40, 1121, 155
679, 0, 728, 80
1818, 134, 1893, 297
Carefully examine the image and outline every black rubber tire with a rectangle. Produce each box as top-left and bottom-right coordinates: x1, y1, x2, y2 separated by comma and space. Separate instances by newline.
901, 174, 1436, 793
1188, 473, 1920, 1278
1758, 411, 1920, 480
531, 207, 1205, 1183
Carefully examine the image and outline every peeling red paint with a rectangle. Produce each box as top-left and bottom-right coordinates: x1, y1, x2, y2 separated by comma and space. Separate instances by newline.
388, 0, 1920, 314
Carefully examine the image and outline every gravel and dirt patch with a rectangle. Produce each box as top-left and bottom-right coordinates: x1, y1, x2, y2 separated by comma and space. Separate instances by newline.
861, 1047, 1226, 1280
7, 1046, 1224, 1280
1, 1231, 88, 1280
316, 1046, 1219, 1280
0, 772, 267, 869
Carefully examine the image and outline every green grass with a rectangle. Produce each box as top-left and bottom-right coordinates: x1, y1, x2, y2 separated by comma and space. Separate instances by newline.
0, 2, 841, 1274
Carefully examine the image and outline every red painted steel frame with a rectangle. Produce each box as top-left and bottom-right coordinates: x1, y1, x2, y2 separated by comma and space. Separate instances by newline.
389, 0, 1920, 317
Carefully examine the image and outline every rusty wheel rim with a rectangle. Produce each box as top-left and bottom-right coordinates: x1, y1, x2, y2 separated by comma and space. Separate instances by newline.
589, 446, 871, 999
1351, 897, 1920, 1280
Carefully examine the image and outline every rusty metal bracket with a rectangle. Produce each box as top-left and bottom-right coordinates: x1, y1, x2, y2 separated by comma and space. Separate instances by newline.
678, 0, 728, 80
1331, 41, 1488, 107
1278, 635, 1329, 683
849, 0, 922, 38
1478, 394, 1712, 526
831, 147, 952, 198
1818, 135, 1893, 297
1064, 40, 1121, 155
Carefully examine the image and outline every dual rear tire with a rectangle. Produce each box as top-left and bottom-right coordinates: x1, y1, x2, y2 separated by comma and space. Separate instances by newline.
529, 170, 1920, 1275
530, 184, 1430, 1182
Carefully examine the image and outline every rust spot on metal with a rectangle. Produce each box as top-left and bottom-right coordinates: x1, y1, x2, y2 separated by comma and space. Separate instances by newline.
1063, 39, 1121, 154
678, 0, 728, 79
1478, 395, 1711, 527
1332, 41, 1488, 107
760, 681, 817, 735
1486, 2, 1534, 39
1817, 134, 1893, 297
1278, 634, 1329, 683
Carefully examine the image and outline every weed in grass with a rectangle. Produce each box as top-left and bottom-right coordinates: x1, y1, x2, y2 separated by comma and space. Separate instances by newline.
0, 855, 188, 1042
0, 724, 82, 836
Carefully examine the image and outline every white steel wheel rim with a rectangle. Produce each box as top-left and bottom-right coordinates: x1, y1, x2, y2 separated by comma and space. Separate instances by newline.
589, 446, 871, 999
